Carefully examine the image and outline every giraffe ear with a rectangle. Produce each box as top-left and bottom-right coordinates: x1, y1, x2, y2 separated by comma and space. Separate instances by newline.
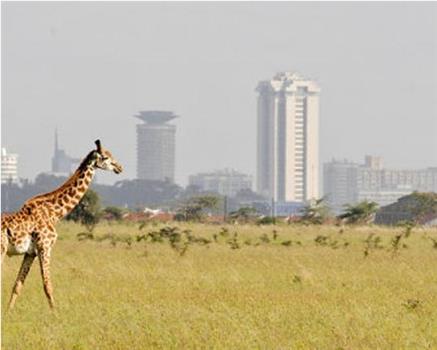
95, 139, 102, 153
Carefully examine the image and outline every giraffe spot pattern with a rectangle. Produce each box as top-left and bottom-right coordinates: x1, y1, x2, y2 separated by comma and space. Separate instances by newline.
2, 144, 122, 309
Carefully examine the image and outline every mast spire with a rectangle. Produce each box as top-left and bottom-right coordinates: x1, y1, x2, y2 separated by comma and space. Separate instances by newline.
54, 128, 59, 153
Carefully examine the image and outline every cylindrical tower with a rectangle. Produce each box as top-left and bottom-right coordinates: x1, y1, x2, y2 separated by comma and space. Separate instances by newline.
135, 111, 178, 182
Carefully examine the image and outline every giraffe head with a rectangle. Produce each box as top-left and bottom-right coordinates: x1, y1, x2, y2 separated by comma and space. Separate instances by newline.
93, 140, 123, 174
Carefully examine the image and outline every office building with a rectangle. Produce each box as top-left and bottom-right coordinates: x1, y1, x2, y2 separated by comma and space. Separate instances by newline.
323, 159, 359, 212
256, 71, 320, 202
135, 111, 177, 182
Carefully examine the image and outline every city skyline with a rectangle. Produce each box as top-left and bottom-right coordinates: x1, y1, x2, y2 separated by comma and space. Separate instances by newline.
323, 155, 437, 212
2, 3, 436, 185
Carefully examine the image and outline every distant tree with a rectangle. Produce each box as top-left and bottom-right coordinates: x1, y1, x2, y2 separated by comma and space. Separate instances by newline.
2, 173, 70, 213
375, 192, 437, 225
299, 197, 331, 225
193, 195, 220, 209
93, 179, 183, 209
102, 206, 124, 221
256, 216, 276, 225
176, 195, 220, 221
34, 173, 68, 190
1, 182, 23, 212
408, 192, 437, 220
229, 207, 258, 223
338, 200, 379, 225
182, 184, 203, 198
67, 189, 102, 232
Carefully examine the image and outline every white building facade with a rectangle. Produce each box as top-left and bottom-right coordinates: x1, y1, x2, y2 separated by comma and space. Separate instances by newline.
1, 147, 19, 184
256, 72, 320, 202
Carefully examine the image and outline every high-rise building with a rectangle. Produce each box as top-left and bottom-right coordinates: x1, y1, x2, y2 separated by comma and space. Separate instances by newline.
51, 129, 81, 175
256, 72, 320, 202
135, 111, 177, 182
1, 147, 19, 184
188, 169, 253, 197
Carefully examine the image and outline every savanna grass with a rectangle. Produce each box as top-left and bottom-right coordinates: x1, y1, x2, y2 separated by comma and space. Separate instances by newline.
2, 221, 437, 349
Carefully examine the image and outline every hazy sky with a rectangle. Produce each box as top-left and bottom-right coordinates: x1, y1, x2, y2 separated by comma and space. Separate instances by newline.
2, 2, 437, 185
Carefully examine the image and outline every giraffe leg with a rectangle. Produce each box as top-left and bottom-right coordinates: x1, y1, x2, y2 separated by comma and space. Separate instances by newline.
8, 253, 36, 310
37, 246, 55, 308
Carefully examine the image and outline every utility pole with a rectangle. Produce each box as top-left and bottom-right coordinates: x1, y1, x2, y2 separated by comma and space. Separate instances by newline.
271, 197, 276, 224
223, 195, 228, 223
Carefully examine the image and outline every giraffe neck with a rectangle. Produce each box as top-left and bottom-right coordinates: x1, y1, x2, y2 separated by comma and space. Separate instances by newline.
46, 152, 97, 219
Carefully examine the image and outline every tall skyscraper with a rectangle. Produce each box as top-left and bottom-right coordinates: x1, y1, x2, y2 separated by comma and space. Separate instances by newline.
135, 111, 177, 182
256, 72, 320, 202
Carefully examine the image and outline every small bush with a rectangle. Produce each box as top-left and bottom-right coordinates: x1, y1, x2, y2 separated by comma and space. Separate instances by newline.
257, 216, 276, 225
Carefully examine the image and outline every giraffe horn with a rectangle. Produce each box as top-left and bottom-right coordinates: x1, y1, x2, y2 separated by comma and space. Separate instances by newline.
95, 139, 102, 152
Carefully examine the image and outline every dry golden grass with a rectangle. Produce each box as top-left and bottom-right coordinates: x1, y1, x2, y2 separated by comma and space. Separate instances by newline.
2, 221, 437, 349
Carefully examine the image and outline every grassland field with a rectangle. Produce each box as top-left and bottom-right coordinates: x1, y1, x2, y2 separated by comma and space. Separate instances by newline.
2, 221, 437, 349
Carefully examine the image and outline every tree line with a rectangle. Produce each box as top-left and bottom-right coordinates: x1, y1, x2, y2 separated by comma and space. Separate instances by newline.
3, 173, 435, 228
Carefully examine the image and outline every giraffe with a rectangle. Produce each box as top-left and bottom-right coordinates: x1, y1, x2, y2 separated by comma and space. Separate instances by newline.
1, 140, 122, 310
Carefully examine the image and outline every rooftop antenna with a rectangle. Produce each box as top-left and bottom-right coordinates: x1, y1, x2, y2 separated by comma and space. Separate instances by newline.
54, 127, 59, 153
